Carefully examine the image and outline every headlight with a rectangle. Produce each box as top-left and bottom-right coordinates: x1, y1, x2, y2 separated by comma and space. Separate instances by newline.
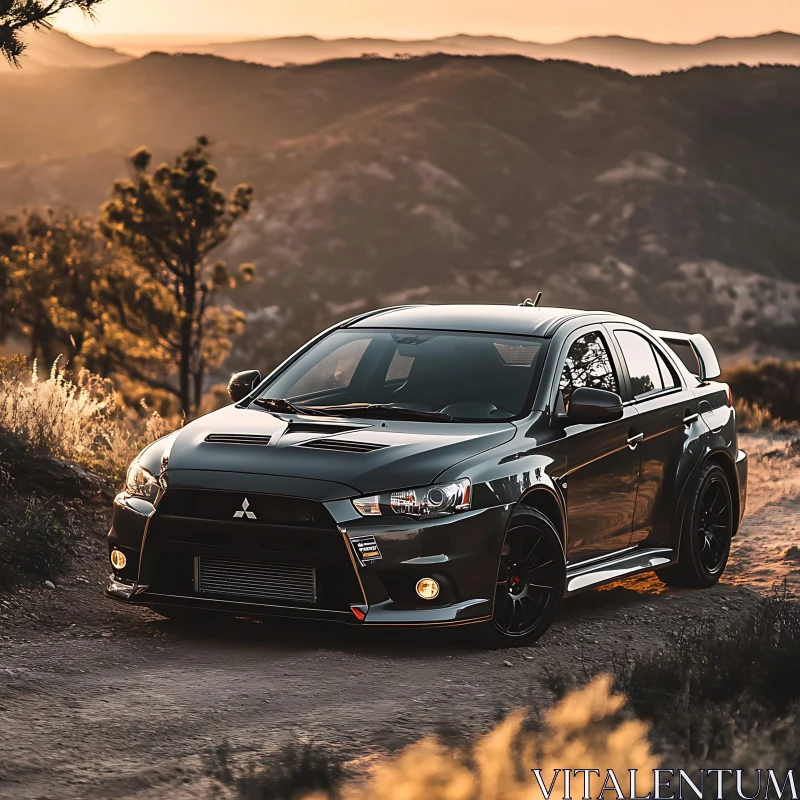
353, 478, 471, 518
125, 461, 160, 502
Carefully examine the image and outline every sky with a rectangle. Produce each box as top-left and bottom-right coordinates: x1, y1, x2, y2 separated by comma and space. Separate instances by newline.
55, 0, 800, 45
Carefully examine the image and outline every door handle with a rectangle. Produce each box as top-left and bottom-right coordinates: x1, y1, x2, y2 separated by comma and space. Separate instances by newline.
683, 411, 699, 426
627, 431, 644, 449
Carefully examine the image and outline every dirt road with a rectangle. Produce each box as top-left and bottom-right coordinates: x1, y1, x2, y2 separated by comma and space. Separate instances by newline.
1, 433, 798, 799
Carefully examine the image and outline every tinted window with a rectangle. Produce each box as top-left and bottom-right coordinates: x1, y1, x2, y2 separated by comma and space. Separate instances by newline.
261, 329, 545, 421
283, 337, 371, 397
559, 331, 619, 407
665, 341, 700, 377
654, 347, 679, 389
616, 331, 664, 398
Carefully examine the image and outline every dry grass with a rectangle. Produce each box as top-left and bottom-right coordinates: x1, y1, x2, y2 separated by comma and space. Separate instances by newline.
734, 397, 793, 432
0, 354, 169, 483
207, 677, 658, 800
331, 676, 656, 800
612, 592, 800, 775
209, 597, 800, 800
726, 360, 800, 427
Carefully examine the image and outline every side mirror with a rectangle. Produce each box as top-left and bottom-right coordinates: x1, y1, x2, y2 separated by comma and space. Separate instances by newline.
228, 370, 261, 403
567, 387, 624, 425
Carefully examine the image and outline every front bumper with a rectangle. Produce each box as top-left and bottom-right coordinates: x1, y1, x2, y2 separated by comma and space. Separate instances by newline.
106, 490, 510, 626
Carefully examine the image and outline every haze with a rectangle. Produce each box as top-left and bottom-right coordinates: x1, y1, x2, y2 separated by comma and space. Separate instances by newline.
56, 0, 800, 45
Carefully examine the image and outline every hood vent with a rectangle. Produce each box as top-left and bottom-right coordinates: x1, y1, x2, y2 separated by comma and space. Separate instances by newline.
285, 422, 365, 435
298, 438, 389, 453
205, 433, 272, 446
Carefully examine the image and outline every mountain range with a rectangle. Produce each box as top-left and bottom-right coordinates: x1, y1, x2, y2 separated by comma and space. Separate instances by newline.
20, 28, 800, 76
1, 52, 799, 369
160, 30, 800, 76
0, 28, 129, 73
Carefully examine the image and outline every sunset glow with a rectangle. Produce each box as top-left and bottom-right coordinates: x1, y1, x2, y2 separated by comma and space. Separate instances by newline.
56, 0, 800, 45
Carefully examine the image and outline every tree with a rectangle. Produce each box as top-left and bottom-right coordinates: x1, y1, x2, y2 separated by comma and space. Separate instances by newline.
0, 209, 175, 390
0, 209, 107, 364
0, 1, 105, 66
100, 137, 255, 417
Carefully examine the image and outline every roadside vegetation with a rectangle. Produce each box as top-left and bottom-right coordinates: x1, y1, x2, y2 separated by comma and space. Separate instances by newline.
0, 493, 76, 588
726, 360, 800, 429
733, 397, 789, 431
613, 590, 800, 766
0, 354, 167, 589
0, 354, 167, 482
205, 675, 658, 800
201, 593, 799, 800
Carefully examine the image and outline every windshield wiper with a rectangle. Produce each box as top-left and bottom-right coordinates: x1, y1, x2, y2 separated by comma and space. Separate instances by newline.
313, 404, 459, 423
252, 397, 335, 417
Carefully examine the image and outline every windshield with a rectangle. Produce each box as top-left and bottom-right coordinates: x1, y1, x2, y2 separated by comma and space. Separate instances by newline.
257, 329, 544, 422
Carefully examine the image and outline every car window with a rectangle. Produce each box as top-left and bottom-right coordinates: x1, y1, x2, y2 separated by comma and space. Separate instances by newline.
559, 331, 619, 407
261, 329, 545, 421
665, 341, 700, 377
615, 331, 665, 398
654, 347, 679, 390
283, 337, 371, 397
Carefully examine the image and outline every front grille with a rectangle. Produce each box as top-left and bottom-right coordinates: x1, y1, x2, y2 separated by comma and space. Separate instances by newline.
197, 557, 316, 603
205, 433, 272, 446
143, 490, 364, 611
157, 490, 329, 527
298, 438, 389, 453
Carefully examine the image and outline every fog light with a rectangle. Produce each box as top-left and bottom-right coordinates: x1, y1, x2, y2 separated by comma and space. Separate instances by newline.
415, 577, 440, 600
110, 549, 127, 570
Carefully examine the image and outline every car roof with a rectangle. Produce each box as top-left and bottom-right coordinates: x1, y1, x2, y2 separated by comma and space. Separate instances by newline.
347, 304, 620, 337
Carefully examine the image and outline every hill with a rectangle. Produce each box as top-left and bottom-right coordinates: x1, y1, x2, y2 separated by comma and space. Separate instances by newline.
0, 28, 130, 73
80, 30, 800, 75
1, 53, 799, 367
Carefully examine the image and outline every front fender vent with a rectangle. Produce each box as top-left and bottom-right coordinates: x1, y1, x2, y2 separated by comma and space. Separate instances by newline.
205, 433, 272, 446
298, 438, 389, 453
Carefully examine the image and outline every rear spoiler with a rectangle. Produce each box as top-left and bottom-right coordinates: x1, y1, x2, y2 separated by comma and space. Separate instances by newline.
654, 330, 721, 381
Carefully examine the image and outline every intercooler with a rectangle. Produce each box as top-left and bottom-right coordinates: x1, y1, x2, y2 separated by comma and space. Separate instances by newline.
195, 557, 317, 604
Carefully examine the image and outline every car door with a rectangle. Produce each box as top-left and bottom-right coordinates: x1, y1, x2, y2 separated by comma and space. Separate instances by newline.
553, 328, 641, 564
608, 325, 699, 548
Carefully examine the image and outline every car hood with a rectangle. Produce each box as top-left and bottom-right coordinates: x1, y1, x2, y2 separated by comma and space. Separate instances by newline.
160, 404, 516, 498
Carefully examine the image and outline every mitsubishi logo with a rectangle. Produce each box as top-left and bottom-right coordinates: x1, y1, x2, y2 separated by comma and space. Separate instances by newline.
233, 498, 257, 520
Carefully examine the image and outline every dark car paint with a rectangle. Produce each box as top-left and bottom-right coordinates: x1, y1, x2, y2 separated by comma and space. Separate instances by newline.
158, 405, 518, 497
107, 305, 747, 627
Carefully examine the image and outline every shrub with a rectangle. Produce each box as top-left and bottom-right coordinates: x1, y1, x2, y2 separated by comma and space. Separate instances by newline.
204, 741, 345, 800
205, 600, 800, 800
0, 494, 76, 588
208, 677, 658, 800
725, 360, 800, 426
612, 592, 800, 772
0, 355, 169, 483
733, 397, 789, 431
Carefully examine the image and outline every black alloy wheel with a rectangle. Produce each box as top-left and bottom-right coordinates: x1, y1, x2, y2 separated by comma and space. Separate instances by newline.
697, 474, 733, 574
657, 462, 734, 588
475, 508, 565, 648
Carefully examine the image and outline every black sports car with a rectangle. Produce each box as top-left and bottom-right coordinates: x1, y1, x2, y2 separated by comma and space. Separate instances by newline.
107, 304, 747, 647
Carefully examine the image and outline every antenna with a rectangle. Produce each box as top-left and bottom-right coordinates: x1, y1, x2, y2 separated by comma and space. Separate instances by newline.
518, 292, 542, 308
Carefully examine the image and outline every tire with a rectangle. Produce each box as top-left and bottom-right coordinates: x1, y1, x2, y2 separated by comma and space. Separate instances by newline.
656, 462, 733, 588
473, 508, 565, 649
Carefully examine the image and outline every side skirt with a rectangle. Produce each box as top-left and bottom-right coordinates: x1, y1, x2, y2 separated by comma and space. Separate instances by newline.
565, 547, 674, 594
